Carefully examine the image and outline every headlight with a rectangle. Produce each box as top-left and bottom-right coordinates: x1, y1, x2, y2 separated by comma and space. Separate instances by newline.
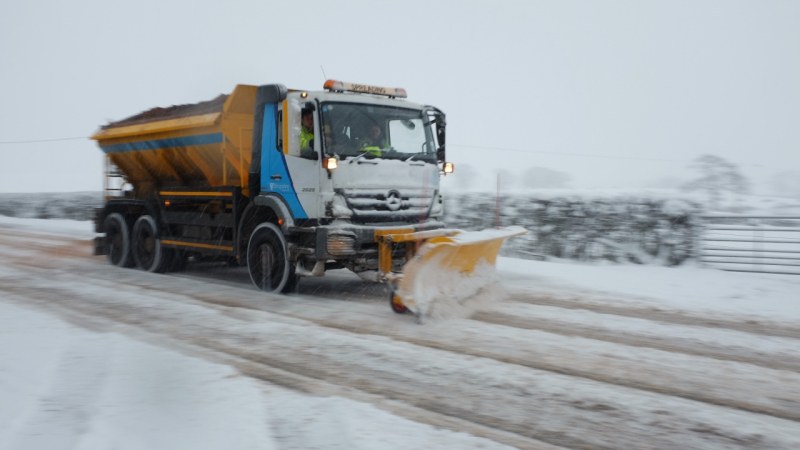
327, 231, 356, 256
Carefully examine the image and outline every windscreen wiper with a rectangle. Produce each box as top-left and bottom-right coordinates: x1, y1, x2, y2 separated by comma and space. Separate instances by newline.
349, 151, 369, 164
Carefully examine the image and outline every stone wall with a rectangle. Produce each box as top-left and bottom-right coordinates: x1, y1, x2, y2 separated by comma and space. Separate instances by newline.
443, 193, 703, 265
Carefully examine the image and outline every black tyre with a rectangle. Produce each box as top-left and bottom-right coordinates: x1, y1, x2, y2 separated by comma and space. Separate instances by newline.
103, 213, 133, 267
132, 215, 172, 273
247, 222, 297, 293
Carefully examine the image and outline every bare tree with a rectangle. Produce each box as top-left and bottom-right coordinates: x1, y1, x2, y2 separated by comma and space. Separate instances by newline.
682, 154, 750, 209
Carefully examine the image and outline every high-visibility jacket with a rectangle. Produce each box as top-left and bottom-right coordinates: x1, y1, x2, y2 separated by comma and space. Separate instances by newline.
361, 145, 382, 157
300, 127, 314, 150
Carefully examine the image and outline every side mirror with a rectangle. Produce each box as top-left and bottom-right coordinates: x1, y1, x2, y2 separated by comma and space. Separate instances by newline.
424, 106, 446, 162
434, 112, 446, 161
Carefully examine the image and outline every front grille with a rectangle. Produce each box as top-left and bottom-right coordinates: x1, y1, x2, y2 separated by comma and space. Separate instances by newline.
339, 188, 436, 220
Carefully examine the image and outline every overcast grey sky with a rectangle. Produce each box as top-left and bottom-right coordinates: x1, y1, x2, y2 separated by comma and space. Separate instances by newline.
1, 0, 798, 194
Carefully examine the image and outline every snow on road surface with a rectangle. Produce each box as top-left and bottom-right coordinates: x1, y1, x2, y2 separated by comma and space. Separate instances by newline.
0, 302, 511, 450
1, 216, 799, 449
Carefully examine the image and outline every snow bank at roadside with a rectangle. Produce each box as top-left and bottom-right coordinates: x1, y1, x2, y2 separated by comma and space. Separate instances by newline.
0, 215, 94, 238
498, 256, 800, 324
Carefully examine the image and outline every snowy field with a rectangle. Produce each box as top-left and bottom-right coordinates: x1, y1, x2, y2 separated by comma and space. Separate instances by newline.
1, 216, 799, 449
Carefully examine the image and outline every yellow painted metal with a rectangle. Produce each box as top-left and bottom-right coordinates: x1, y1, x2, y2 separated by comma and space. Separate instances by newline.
387, 226, 527, 314
374, 228, 415, 275
158, 191, 234, 197
91, 85, 258, 198
161, 239, 234, 252
91, 113, 221, 141
375, 228, 462, 276
378, 239, 393, 275
377, 228, 459, 244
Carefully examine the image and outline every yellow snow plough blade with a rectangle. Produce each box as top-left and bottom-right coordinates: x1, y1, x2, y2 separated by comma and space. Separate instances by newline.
380, 226, 526, 318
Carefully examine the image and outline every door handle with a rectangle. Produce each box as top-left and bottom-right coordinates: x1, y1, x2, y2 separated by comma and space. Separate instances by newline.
271, 174, 282, 180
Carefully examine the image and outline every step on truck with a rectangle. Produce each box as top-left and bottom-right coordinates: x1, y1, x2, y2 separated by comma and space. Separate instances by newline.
91, 80, 523, 316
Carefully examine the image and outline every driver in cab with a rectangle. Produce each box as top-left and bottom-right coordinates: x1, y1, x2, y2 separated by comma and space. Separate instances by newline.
359, 124, 385, 157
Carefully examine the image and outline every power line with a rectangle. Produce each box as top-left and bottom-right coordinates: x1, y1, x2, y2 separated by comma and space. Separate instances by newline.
449, 143, 690, 163
0, 136, 88, 145
0, 135, 777, 170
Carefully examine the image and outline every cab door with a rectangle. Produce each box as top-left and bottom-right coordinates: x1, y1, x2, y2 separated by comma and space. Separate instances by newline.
259, 95, 323, 220
279, 95, 322, 219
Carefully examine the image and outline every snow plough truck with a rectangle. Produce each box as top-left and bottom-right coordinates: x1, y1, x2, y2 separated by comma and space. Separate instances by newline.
91, 80, 524, 316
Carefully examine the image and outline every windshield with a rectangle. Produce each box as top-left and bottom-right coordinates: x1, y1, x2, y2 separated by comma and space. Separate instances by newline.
320, 102, 436, 162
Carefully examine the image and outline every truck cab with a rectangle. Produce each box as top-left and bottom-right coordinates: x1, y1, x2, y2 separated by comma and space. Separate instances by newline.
250, 81, 450, 288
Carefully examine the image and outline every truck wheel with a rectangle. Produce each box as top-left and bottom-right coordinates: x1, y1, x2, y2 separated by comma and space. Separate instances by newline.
132, 215, 172, 273
247, 222, 296, 293
103, 213, 133, 267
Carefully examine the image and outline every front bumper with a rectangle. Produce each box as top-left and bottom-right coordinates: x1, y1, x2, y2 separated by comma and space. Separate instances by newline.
314, 219, 445, 262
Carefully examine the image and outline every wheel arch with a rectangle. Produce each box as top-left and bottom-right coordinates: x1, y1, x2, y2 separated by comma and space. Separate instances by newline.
237, 195, 295, 261
246, 221, 296, 293
98, 199, 147, 232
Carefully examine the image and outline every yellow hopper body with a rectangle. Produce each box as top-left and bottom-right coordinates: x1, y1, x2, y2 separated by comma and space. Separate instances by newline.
91, 85, 258, 198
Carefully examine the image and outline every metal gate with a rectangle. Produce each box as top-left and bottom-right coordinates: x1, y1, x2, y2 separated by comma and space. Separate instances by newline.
701, 215, 800, 275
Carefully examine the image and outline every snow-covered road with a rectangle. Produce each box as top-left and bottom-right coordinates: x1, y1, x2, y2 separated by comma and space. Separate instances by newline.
1, 217, 799, 449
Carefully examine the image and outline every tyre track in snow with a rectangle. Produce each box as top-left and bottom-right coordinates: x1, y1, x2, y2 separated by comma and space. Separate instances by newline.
3, 290, 556, 450
3, 230, 800, 448
0, 234, 567, 449
9, 233, 798, 376
3, 233, 800, 422
5, 230, 799, 341
501, 290, 800, 339
216, 296, 800, 424
0, 273, 607, 450
7, 229, 800, 342
470, 307, 800, 373
3, 269, 800, 450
